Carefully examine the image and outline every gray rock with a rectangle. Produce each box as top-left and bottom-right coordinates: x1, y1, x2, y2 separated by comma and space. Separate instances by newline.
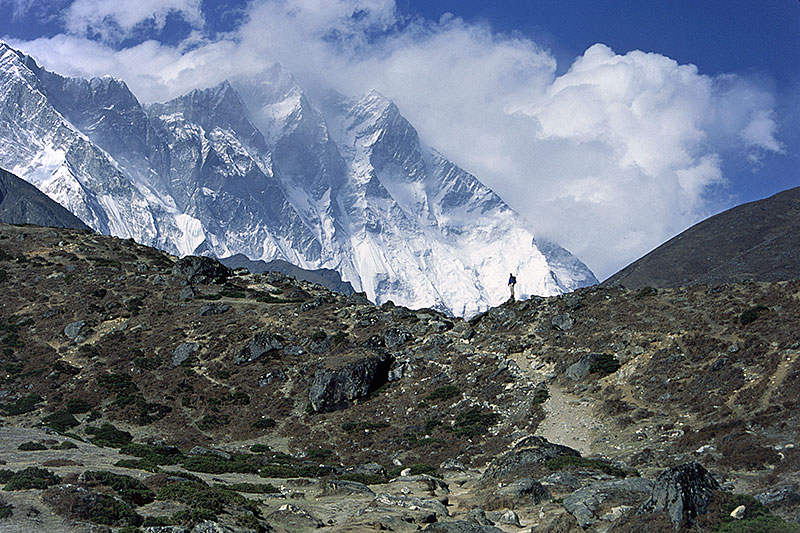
143, 526, 189, 533
496, 510, 521, 527
552, 312, 574, 331
539, 471, 582, 491
637, 462, 720, 527
384, 327, 413, 349
375, 493, 449, 518
565, 353, 604, 380
234, 332, 283, 365
63, 320, 86, 340
172, 256, 231, 285
198, 303, 229, 316
258, 370, 287, 387
179, 286, 197, 300
191, 522, 235, 533
324, 479, 375, 496
422, 520, 504, 532
266, 503, 324, 529
482, 436, 580, 480
172, 342, 199, 367
308, 353, 392, 413
564, 478, 654, 528
465, 507, 493, 525
494, 478, 551, 504
388, 359, 412, 381
340, 462, 387, 478
187, 446, 232, 461
440, 459, 467, 472
756, 485, 800, 508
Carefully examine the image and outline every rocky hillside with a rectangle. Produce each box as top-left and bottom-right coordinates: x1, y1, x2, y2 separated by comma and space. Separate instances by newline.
0, 168, 89, 229
1, 223, 799, 532
604, 185, 800, 289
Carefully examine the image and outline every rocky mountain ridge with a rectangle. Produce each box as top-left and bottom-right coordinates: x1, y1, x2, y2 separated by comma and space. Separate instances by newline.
604, 185, 800, 289
0, 41, 597, 316
0, 223, 798, 532
0, 168, 89, 229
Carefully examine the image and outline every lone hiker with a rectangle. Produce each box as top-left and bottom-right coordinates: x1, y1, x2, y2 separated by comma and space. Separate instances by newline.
508, 273, 517, 301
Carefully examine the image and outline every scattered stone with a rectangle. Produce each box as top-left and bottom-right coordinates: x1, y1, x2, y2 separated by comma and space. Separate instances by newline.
187, 446, 232, 461
323, 479, 375, 497
191, 520, 235, 532
172, 256, 231, 285
266, 503, 324, 529
730, 505, 746, 519
340, 463, 386, 478
551, 313, 574, 331
384, 327, 413, 349
637, 462, 720, 527
172, 342, 199, 367
497, 510, 521, 527
465, 508, 493, 526
492, 478, 551, 505
258, 370, 287, 387
198, 303, 229, 316
179, 286, 197, 300
440, 459, 467, 473
63, 320, 86, 340
422, 520, 504, 532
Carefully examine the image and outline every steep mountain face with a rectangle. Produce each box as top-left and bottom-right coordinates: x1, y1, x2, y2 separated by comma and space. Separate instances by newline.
0, 167, 89, 229
0, 41, 597, 315
604, 186, 800, 289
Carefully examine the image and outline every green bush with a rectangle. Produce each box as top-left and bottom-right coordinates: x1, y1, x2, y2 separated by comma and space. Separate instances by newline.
197, 413, 230, 430
407, 464, 437, 476
114, 459, 161, 473
3, 467, 61, 490
82, 471, 155, 506
544, 456, 633, 478
86, 423, 133, 447
157, 481, 246, 515
532, 387, 550, 405
55, 440, 78, 450
181, 454, 257, 475
334, 472, 387, 485
426, 384, 461, 402
220, 482, 279, 494
65, 398, 92, 414
453, 407, 499, 438
97, 373, 137, 395
306, 447, 335, 461
0, 269, 6, 283
42, 410, 80, 432
249, 444, 272, 453
1, 394, 42, 415
589, 353, 621, 375
119, 442, 183, 465
17, 441, 47, 451
740, 305, 769, 326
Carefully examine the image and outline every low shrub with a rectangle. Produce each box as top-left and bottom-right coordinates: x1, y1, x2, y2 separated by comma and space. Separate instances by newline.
82, 471, 155, 506
452, 407, 499, 438
306, 447, 335, 461
532, 387, 550, 405
545, 456, 633, 478
426, 384, 461, 402
119, 442, 183, 465
17, 441, 47, 451
86, 423, 133, 447
714, 494, 800, 532
157, 481, 246, 515
1, 394, 42, 415
589, 353, 621, 375
181, 454, 257, 475
3, 467, 61, 490
197, 413, 230, 430
220, 482, 279, 494
740, 305, 769, 326
65, 398, 92, 414
54, 440, 78, 450
334, 472, 387, 485
42, 410, 80, 432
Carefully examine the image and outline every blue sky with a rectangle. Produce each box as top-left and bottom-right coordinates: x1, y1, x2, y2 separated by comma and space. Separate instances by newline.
1, 0, 798, 278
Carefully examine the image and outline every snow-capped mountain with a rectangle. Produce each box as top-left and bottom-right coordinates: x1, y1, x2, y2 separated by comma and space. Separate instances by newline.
0, 41, 597, 316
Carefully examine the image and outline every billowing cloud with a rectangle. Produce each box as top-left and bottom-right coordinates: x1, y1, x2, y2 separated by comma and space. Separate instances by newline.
64, 0, 204, 42
4, 0, 784, 279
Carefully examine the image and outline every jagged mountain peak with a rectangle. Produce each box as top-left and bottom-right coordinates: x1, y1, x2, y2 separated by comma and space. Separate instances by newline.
0, 41, 596, 316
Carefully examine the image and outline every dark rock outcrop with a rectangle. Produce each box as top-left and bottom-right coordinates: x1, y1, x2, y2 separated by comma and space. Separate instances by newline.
220, 254, 356, 295
422, 520, 504, 532
172, 342, 199, 367
482, 436, 581, 481
234, 333, 283, 365
565, 353, 604, 381
637, 462, 720, 527
172, 256, 231, 285
308, 353, 392, 412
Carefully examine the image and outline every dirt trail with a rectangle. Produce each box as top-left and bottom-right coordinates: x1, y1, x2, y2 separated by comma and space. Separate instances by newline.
534, 384, 604, 456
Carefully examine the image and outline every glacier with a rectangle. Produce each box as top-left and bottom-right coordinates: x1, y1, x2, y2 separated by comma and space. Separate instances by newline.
0, 41, 597, 316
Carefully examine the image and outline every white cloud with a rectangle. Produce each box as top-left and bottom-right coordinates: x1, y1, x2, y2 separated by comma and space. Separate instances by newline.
5, 0, 784, 279
64, 0, 204, 42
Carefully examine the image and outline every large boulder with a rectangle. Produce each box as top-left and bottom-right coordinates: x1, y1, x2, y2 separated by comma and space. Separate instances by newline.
308, 353, 392, 413
482, 436, 581, 481
565, 353, 604, 381
637, 462, 720, 527
234, 333, 283, 365
563, 478, 654, 528
172, 256, 231, 285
